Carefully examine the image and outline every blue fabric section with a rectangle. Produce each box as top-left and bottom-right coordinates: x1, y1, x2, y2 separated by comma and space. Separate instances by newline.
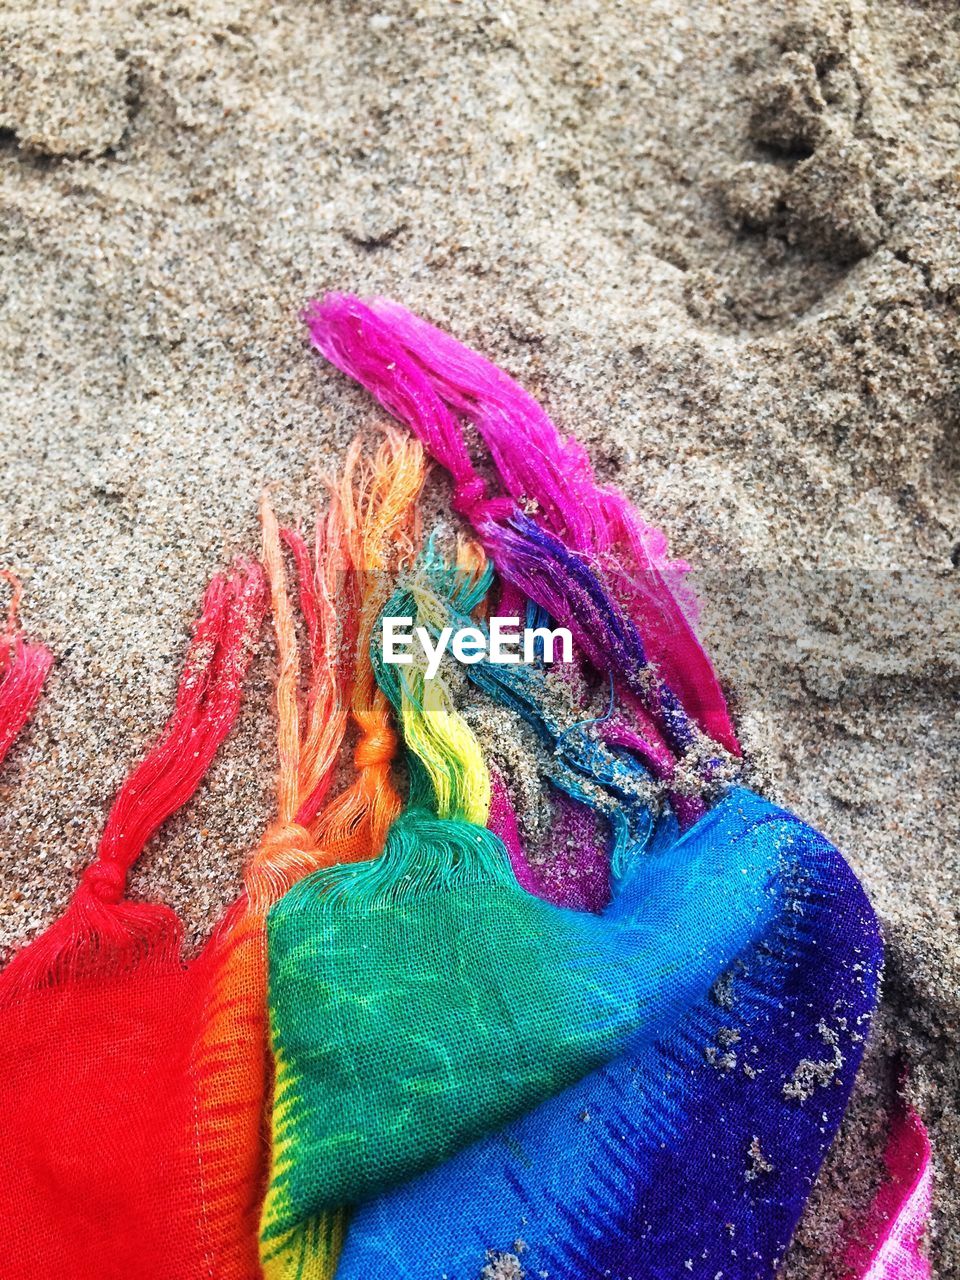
335, 789, 882, 1280
581, 814, 882, 1280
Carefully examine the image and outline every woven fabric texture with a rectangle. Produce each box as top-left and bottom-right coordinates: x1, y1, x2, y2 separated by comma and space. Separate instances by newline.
262, 566, 785, 1255
329, 561, 882, 1280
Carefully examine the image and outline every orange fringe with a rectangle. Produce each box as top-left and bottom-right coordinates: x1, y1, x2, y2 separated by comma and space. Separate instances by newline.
310, 427, 425, 864
190, 429, 425, 1278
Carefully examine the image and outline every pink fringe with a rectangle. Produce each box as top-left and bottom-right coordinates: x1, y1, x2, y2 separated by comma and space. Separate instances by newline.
305, 294, 740, 756
0, 573, 53, 767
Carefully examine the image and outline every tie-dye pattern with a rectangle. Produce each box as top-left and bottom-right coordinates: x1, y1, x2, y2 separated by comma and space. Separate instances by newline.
262, 550, 850, 1280
330, 556, 882, 1280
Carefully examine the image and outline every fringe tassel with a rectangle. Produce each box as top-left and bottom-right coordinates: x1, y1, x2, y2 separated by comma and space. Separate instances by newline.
0, 559, 266, 996
305, 293, 739, 757
185, 496, 354, 1280
0, 572, 53, 767
241, 496, 354, 911
257, 434, 426, 1280
309, 429, 426, 863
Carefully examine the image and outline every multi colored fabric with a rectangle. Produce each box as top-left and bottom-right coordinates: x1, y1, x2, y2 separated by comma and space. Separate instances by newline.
318, 557, 880, 1280
261, 552, 818, 1269
298, 305, 890, 1280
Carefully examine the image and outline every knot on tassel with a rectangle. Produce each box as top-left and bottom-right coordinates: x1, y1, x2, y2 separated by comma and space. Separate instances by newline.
452, 477, 487, 518
258, 822, 314, 870
246, 822, 319, 910
355, 728, 396, 770
80, 860, 126, 904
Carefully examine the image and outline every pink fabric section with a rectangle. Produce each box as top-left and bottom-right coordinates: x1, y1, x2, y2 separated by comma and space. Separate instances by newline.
487, 769, 538, 895
846, 1102, 932, 1280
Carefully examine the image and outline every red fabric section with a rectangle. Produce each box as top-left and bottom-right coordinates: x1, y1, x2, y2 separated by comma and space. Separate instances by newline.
2, 964, 214, 1278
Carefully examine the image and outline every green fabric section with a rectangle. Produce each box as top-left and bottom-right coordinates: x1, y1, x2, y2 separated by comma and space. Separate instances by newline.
264, 809, 660, 1225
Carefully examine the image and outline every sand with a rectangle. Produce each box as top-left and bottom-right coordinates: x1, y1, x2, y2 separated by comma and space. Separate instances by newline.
0, 0, 957, 1275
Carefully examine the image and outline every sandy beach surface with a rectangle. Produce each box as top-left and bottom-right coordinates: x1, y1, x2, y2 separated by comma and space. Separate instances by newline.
1, 1, 957, 1275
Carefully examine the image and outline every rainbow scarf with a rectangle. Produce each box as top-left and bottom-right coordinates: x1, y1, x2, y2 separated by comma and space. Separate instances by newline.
0, 298, 923, 1279
292, 300, 891, 1279
259, 537, 881, 1280
329, 551, 883, 1279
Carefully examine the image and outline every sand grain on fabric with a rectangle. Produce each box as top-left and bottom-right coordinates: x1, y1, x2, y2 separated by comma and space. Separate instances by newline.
0, 0, 957, 1275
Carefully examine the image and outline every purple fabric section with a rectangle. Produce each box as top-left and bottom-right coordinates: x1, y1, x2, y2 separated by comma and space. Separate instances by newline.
485, 515, 691, 766
600, 719, 707, 829
529, 791, 611, 913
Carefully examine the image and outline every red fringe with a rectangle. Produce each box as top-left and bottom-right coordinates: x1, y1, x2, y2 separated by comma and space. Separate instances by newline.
0, 559, 267, 995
